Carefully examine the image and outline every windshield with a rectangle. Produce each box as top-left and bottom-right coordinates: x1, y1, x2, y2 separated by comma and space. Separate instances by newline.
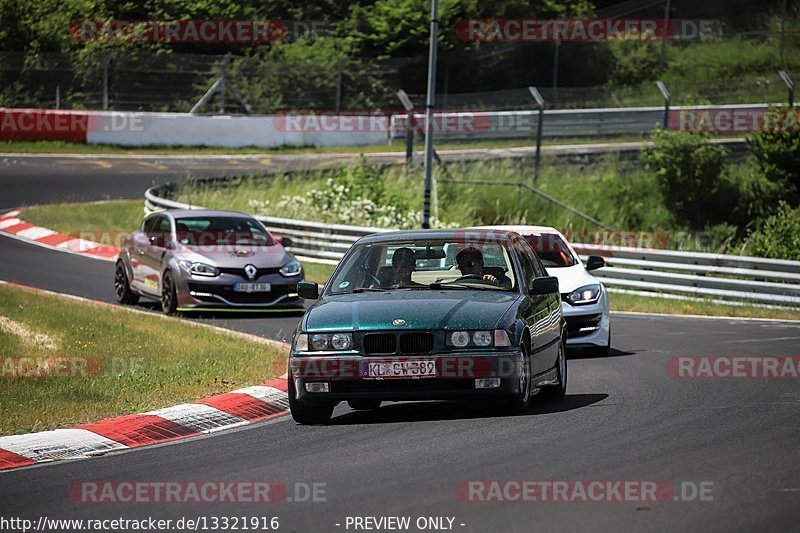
523, 233, 577, 268
174, 216, 275, 247
327, 238, 518, 294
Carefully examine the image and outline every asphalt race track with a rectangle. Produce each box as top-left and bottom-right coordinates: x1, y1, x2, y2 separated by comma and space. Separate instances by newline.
1, 153, 799, 532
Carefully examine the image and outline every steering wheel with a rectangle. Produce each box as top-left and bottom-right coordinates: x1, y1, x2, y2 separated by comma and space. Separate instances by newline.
366, 272, 383, 288
455, 274, 485, 282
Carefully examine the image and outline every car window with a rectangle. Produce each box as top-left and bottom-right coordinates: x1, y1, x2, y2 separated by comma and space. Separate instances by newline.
173, 216, 274, 247
523, 233, 577, 268
514, 237, 538, 285
327, 238, 518, 294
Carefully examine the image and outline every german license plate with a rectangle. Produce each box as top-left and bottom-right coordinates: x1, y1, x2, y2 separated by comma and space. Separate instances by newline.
233, 282, 271, 293
364, 360, 436, 379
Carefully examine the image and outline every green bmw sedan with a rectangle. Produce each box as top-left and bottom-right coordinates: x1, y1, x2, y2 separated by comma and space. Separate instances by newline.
288, 229, 567, 424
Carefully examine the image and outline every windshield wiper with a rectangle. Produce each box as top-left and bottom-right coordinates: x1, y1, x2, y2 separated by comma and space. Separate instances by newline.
351, 287, 387, 293
429, 282, 510, 291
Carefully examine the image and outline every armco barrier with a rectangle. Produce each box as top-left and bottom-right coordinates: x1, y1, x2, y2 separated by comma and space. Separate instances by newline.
144, 184, 800, 307
1, 102, 776, 147
390, 103, 774, 141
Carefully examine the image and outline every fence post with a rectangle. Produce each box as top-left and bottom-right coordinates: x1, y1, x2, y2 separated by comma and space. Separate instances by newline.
528, 87, 545, 188
656, 80, 671, 129
780, 0, 788, 66
102, 51, 112, 110
218, 53, 230, 114
55, 86, 60, 110
660, 0, 672, 67
396, 90, 415, 167
335, 59, 346, 112
779, 70, 794, 107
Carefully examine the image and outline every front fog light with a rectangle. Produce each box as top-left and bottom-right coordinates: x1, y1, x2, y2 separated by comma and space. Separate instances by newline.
310, 334, 329, 351
331, 333, 353, 350
451, 331, 470, 348
305, 382, 330, 393
475, 378, 501, 389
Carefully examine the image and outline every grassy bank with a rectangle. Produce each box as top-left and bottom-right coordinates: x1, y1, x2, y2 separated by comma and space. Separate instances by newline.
0, 283, 286, 435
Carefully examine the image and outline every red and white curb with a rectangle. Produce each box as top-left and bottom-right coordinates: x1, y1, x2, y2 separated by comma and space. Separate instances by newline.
0, 378, 290, 471
0, 209, 120, 261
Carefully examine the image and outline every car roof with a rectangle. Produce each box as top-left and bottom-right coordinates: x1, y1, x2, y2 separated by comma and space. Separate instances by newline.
474, 224, 561, 235
357, 228, 517, 245
149, 209, 255, 219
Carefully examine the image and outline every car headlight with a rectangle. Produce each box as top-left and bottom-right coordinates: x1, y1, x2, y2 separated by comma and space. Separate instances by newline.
294, 334, 308, 351
448, 330, 500, 348
472, 331, 492, 346
566, 284, 601, 305
178, 260, 219, 277
307, 333, 353, 352
280, 260, 302, 277
450, 331, 470, 348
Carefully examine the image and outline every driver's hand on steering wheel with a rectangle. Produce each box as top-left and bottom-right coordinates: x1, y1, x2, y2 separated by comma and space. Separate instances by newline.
482, 274, 498, 283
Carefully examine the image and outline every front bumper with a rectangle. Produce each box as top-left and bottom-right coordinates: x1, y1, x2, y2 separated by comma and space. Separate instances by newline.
175, 271, 302, 309
561, 291, 610, 348
290, 351, 523, 403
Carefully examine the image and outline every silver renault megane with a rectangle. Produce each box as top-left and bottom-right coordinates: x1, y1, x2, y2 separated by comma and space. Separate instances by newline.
114, 209, 304, 314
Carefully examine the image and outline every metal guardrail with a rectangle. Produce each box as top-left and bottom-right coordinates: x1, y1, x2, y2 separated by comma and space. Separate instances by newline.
389, 103, 772, 142
145, 184, 800, 307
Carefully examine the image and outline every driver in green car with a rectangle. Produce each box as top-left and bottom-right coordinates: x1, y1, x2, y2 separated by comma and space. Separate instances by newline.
456, 247, 512, 288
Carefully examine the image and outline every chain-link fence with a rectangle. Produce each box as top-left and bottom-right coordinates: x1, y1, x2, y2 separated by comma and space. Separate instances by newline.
0, 27, 796, 114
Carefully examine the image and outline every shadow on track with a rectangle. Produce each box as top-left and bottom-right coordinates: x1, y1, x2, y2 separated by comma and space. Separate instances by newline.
328, 393, 609, 425
568, 347, 637, 360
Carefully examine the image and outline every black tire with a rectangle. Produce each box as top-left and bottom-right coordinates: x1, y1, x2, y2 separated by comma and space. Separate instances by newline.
506, 341, 532, 413
585, 327, 611, 357
348, 400, 381, 410
288, 373, 334, 425
114, 261, 139, 305
161, 271, 178, 315
541, 338, 567, 400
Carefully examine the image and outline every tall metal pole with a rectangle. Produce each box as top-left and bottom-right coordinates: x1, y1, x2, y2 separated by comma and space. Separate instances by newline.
660, 0, 672, 67
422, 0, 439, 229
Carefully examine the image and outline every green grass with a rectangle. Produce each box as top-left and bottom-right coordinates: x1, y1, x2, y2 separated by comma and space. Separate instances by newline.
172, 158, 675, 238
610, 291, 800, 321
23, 200, 144, 241
0, 283, 286, 436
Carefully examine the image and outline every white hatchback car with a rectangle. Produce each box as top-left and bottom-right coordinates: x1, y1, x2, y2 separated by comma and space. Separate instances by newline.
479, 225, 611, 355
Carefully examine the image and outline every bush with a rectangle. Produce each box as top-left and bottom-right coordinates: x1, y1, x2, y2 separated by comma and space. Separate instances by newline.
746, 108, 800, 205
246, 159, 450, 229
744, 202, 800, 260
641, 130, 737, 229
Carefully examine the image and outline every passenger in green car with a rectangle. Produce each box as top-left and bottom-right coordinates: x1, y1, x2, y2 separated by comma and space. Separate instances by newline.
456, 247, 512, 288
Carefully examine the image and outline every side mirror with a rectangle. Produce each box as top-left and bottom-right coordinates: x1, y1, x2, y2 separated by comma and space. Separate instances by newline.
279, 236, 293, 247
586, 255, 606, 271
297, 281, 319, 300
531, 276, 559, 295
